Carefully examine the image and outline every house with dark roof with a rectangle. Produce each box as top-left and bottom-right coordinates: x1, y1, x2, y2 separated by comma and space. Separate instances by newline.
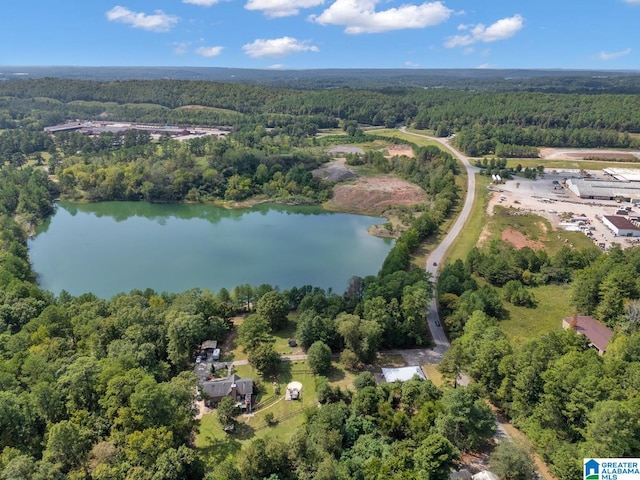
201, 374, 254, 411
562, 314, 613, 355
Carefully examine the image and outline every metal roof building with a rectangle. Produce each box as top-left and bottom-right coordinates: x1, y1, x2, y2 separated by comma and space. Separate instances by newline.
603, 168, 640, 182
566, 178, 640, 201
562, 315, 613, 355
602, 215, 640, 237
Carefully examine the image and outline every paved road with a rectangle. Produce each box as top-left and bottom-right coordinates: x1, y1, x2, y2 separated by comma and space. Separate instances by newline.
399, 128, 479, 356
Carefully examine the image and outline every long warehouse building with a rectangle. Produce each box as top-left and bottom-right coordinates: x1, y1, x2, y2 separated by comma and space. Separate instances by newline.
566, 178, 640, 202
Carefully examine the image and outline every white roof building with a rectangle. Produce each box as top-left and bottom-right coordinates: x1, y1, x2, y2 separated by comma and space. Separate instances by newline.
381, 366, 427, 382
602, 215, 640, 237
566, 178, 640, 201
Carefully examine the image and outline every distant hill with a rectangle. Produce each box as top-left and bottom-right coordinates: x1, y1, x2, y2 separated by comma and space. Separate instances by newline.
2, 66, 640, 92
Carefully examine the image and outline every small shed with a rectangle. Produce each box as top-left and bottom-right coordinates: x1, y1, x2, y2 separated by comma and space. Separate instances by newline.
200, 340, 218, 360
381, 366, 427, 383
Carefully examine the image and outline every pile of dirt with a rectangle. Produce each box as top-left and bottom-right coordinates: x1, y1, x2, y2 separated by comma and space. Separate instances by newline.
312, 158, 357, 182
327, 175, 428, 214
501, 227, 544, 250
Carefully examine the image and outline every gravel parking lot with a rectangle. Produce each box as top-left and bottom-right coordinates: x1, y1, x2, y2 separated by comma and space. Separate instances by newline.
489, 169, 640, 250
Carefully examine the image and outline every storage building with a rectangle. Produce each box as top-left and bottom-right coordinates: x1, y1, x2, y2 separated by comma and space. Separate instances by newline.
602, 215, 640, 237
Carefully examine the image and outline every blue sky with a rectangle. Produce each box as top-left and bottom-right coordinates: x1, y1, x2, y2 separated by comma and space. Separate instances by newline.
0, 0, 638, 69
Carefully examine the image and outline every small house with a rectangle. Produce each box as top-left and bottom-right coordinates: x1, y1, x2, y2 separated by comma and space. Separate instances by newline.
562, 314, 613, 355
201, 374, 254, 411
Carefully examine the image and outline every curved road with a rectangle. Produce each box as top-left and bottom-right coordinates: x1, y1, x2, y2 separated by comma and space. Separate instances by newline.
400, 128, 479, 354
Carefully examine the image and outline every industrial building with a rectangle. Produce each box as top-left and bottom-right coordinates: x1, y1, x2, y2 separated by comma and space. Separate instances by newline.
44, 121, 229, 139
565, 178, 640, 201
602, 215, 640, 237
603, 168, 640, 182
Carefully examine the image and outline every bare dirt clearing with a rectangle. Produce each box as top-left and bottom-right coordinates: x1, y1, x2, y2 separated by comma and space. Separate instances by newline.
501, 227, 544, 250
327, 175, 428, 215
385, 145, 414, 158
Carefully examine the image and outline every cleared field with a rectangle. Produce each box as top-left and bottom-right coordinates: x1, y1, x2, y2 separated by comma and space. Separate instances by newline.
505, 158, 640, 171
500, 284, 572, 348
175, 105, 241, 115
373, 128, 441, 148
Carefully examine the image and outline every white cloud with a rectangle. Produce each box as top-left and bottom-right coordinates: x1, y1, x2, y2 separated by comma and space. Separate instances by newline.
445, 14, 523, 48
268, 64, 286, 69
183, 0, 223, 5
310, 0, 452, 34
173, 42, 191, 55
106, 6, 178, 32
196, 46, 224, 57
243, 36, 319, 58
624, 0, 640, 4
405, 61, 420, 67
598, 48, 631, 60
246, 0, 325, 18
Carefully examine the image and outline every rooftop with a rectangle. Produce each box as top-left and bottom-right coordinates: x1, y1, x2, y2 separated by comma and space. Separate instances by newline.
567, 178, 640, 198
602, 215, 640, 231
382, 366, 427, 383
201, 340, 218, 350
562, 315, 613, 353
201, 374, 253, 399
603, 167, 640, 182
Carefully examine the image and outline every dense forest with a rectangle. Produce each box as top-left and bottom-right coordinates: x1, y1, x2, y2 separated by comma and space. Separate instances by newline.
436, 242, 640, 480
1, 77, 640, 157
3, 66, 640, 92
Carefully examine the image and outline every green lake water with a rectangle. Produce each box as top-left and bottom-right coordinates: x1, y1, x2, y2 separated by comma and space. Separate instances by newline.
28, 201, 393, 298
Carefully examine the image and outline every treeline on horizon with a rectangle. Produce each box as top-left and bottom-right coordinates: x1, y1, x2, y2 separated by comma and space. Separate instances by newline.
3, 66, 640, 92
1, 77, 640, 157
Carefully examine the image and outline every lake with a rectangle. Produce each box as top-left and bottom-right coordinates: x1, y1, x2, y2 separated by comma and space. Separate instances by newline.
28, 201, 394, 298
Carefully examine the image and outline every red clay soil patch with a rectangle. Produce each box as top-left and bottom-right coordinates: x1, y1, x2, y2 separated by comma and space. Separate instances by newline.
501, 227, 544, 250
329, 175, 427, 214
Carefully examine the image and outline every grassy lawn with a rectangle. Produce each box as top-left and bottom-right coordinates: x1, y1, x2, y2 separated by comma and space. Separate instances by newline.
375, 353, 405, 369
486, 206, 595, 255
505, 158, 640, 171
422, 364, 446, 387
444, 174, 492, 263
272, 315, 304, 356
196, 359, 357, 468
500, 283, 572, 349
222, 313, 301, 363
372, 129, 441, 148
